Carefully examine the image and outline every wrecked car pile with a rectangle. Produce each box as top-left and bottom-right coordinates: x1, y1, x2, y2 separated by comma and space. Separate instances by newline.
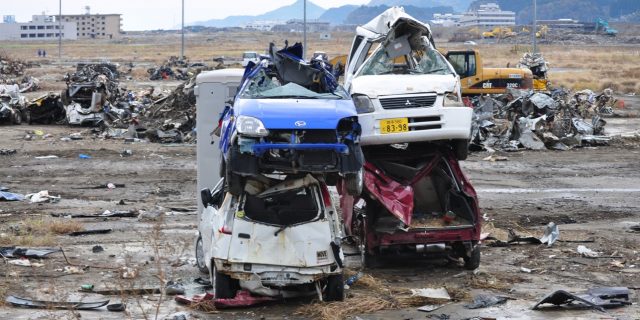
470, 86, 616, 151
147, 56, 209, 81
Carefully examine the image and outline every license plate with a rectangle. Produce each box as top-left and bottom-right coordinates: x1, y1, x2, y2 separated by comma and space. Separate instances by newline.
380, 118, 409, 134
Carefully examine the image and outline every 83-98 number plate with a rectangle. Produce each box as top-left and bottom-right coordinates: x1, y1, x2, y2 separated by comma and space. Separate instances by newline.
380, 118, 409, 134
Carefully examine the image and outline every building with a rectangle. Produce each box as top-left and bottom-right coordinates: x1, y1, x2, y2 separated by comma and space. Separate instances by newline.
430, 13, 462, 27
271, 19, 330, 33
243, 20, 283, 31
0, 15, 77, 41
3, 15, 16, 24
59, 13, 122, 39
458, 3, 515, 27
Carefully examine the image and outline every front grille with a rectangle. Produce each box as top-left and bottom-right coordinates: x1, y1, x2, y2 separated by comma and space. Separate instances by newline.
379, 95, 437, 109
410, 116, 442, 131
268, 130, 337, 144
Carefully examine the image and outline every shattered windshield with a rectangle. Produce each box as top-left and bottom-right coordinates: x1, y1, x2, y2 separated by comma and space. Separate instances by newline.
359, 43, 452, 76
240, 69, 349, 99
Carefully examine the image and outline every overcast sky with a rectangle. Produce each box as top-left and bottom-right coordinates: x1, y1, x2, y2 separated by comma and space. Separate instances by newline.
5, 0, 370, 30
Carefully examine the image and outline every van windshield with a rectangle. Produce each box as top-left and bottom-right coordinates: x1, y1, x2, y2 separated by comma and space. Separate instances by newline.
359, 45, 453, 76
240, 69, 349, 100
243, 53, 258, 59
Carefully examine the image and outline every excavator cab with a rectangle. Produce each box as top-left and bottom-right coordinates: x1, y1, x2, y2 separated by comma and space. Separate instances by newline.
446, 51, 477, 79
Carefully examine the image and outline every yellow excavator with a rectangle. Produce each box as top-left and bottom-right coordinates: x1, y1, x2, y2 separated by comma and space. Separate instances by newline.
444, 49, 533, 95
482, 27, 517, 39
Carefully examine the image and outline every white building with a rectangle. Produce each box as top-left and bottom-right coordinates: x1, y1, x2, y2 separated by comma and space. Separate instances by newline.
243, 20, 283, 31
430, 13, 462, 27
458, 3, 515, 27
0, 15, 77, 41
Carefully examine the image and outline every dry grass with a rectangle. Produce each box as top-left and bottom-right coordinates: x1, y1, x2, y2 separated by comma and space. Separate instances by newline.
0, 217, 83, 246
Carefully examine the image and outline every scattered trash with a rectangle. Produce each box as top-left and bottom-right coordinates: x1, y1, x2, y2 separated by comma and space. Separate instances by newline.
68, 229, 112, 236
540, 222, 559, 247
120, 266, 138, 279
344, 272, 363, 289
121, 149, 133, 157
532, 287, 631, 311
80, 284, 94, 292
63, 266, 85, 274
165, 280, 186, 295
34, 155, 58, 159
25, 190, 60, 203
464, 294, 508, 309
0, 149, 16, 155
78, 153, 92, 159
482, 155, 508, 162
410, 288, 451, 300
175, 290, 276, 309
8, 259, 43, 267
520, 267, 532, 273
577, 245, 599, 258
417, 303, 451, 312
107, 303, 126, 312
5, 295, 109, 310
92, 245, 104, 253
0, 247, 60, 258
0, 191, 24, 201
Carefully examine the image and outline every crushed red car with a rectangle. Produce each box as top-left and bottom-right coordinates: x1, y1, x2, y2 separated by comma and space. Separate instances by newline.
341, 143, 481, 269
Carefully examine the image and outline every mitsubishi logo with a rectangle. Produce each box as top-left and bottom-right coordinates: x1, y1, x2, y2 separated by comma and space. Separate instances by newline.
294, 121, 307, 127
405, 99, 413, 106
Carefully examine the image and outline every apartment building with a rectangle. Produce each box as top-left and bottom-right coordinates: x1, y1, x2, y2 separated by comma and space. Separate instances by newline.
458, 3, 516, 27
60, 13, 122, 39
0, 15, 77, 41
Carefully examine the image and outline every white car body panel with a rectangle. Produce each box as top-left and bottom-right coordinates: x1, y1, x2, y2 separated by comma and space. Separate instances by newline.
344, 7, 472, 146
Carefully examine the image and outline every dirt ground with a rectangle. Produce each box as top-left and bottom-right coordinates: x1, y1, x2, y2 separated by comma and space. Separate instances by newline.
1, 121, 639, 319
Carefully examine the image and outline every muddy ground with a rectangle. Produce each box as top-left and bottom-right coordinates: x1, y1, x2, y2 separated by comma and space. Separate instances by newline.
1, 117, 639, 319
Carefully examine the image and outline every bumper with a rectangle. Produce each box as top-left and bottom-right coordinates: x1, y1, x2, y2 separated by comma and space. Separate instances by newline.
358, 106, 472, 146
215, 260, 339, 286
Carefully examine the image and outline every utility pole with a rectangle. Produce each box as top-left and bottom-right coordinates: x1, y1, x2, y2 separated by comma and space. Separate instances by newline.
58, 0, 62, 61
181, 0, 185, 59
303, 0, 307, 60
532, 0, 537, 53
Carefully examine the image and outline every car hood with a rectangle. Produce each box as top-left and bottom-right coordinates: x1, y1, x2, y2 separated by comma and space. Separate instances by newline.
357, 7, 432, 40
350, 74, 458, 97
235, 98, 357, 129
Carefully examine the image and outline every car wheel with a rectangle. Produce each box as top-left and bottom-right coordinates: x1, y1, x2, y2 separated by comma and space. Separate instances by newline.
345, 168, 363, 196
195, 234, 208, 274
453, 139, 469, 161
463, 244, 481, 270
324, 273, 344, 301
214, 264, 239, 299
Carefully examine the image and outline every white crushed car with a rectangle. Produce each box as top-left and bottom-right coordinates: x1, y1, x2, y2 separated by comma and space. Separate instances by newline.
343, 7, 473, 159
196, 174, 345, 301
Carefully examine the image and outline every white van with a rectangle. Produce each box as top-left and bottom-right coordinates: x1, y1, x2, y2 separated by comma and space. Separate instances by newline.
241, 51, 260, 67
343, 7, 472, 159
196, 175, 345, 301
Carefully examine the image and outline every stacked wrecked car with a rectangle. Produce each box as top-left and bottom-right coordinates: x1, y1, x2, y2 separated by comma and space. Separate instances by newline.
197, 42, 364, 302
340, 7, 481, 269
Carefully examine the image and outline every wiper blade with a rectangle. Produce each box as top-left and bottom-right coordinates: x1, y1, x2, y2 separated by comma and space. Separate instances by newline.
274, 224, 291, 236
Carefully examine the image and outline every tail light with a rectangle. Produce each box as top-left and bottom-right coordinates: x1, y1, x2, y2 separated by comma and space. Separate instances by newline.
320, 184, 333, 208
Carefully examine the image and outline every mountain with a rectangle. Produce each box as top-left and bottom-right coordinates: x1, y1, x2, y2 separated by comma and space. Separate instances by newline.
468, 0, 640, 23
345, 5, 454, 25
368, 0, 473, 12
191, 0, 326, 27
318, 5, 359, 25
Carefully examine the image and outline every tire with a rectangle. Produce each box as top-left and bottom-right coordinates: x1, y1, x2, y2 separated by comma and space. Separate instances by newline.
463, 245, 481, 270
453, 139, 469, 161
345, 168, 363, 196
324, 274, 344, 301
214, 264, 239, 299
195, 234, 208, 274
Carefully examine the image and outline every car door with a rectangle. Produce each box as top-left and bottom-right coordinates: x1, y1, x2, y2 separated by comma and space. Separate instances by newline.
201, 179, 225, 260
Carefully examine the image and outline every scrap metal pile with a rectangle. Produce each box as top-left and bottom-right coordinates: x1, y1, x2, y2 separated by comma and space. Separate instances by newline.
470, 87, 616, 151
0, 54, 40, 93
147, 56, 211, 81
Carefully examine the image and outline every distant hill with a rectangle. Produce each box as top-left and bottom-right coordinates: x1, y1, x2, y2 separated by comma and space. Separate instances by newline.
319, 5, 359, 25
345, 5, 454, 25
368, 0, 472, 12
468, 0, 640, 23
191, 0, 325, 27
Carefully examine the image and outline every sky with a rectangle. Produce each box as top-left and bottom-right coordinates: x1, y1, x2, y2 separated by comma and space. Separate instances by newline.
4, 0, 371, 31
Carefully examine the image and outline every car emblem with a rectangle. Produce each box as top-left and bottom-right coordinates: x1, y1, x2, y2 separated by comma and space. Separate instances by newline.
405, 100, 413, 106
294, 121, 307, 127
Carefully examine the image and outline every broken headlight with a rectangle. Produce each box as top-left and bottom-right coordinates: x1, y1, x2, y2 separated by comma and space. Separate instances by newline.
352, 94, 375, 114
443, 92, 464, 107
236, 115, 269, 137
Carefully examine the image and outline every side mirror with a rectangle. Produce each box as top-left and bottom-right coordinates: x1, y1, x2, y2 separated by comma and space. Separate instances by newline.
200, 188, 212, 208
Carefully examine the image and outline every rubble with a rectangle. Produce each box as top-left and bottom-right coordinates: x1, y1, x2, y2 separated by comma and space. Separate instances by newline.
470, 87, 615, 151
147, 56, 210, 81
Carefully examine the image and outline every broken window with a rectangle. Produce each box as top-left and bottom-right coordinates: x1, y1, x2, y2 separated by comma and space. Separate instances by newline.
241, 185, 321, 226
240, 69, 348, 100
359, 38, 452, 76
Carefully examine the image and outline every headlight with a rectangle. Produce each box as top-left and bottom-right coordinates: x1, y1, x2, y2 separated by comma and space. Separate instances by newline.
352, 94, 375, 114
443, 92, 463, 107
236, 115, 268, 136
